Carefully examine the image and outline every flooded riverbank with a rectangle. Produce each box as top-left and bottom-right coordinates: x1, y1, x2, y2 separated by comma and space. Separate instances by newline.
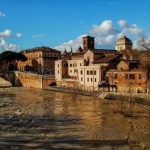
0, 87, 149, 149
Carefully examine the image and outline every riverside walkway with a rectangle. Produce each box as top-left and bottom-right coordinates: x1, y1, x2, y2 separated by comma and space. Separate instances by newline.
47, 86, 100, 97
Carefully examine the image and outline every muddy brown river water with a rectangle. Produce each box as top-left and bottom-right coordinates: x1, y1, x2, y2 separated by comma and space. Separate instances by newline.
0, 87, 149, 150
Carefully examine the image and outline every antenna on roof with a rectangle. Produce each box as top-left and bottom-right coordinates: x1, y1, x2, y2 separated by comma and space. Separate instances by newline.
71, 47, 73, 53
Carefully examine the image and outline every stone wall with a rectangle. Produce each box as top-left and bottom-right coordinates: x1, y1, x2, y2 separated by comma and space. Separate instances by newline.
17, 72, 55, 89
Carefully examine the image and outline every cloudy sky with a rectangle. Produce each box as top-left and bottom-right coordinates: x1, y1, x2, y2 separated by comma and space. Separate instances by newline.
0, 0, 150, 52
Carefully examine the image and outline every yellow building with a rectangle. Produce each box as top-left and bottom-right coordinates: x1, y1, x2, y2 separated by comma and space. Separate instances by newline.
18, 46, 61, 74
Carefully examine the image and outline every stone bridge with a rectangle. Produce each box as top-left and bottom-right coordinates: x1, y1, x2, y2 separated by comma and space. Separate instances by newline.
0, 71, 55, 89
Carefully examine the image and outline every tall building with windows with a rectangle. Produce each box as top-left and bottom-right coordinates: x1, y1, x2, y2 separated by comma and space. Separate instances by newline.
18, 46, 61, 74
55, 36, 121, 90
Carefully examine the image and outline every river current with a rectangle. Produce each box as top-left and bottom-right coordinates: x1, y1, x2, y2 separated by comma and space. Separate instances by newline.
0, 87, 149, 149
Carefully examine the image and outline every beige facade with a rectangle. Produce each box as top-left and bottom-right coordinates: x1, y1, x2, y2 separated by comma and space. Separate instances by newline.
18, 46, 61, 74
55, 36, 120, 91
116, 36, 132, 52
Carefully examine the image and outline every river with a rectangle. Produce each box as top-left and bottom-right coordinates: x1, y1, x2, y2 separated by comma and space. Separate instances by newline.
0, 87, 149, 149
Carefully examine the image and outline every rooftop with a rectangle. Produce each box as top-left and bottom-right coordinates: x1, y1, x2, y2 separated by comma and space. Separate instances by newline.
21, 46, 60, 53
94, 55, 120, 64
116, 36, 132, 45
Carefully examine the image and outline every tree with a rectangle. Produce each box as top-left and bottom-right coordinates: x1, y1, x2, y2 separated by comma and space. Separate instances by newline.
0, 51, 27, 71
136, 37, 150, 51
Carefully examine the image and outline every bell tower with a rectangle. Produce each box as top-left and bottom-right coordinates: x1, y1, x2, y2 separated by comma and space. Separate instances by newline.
83, 36, 95, 51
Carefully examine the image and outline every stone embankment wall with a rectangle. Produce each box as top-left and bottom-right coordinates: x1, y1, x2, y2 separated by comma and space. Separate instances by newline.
0, 71, 55, 89
17, 72, 55, 89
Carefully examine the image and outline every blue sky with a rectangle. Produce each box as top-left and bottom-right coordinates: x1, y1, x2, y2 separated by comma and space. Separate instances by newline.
0, 0, 150, 52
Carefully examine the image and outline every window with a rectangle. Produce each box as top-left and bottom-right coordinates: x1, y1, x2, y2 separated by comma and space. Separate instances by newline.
58, 70, 59, 74
87, 57, 90, 62
87, 70, 89, 75
70, 64, 72, 67
95, 78, 96, 82
91, 78, 93, 82
74, 64, 77, 67
125, 74, 128, 79
81, 70, 83, 75
114, 74, 117, 79
81, 77, 83, 81
129, 74, 135, 79
70, 70, 72, 73
139, 74, 142, 79
80, 63, 82, 66
90, 71, 93, 75
87, 78, 89, 82
94, 71, 96, 75
58, 64, 59, 68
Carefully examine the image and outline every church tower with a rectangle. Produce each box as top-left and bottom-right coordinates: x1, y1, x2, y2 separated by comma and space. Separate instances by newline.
83, 36, 95, 51
116, 36, 132, 52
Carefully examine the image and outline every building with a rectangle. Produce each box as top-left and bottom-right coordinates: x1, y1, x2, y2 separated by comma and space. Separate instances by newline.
55, 36, 121, 91
18, 46, 61, 74
116, 36, 133, 52
106, 59, 149, 93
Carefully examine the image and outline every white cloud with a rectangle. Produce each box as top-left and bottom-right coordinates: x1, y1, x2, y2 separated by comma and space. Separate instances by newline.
0, 29, 12, 38
0, 38, 20, 52
0, 11, 6, 17
0, 29, 22, 52
118, 20, 127, 28
90, 20, 120, 47
16, 33, 22, 38
55, 34, 87, 51
55, 19, 147, 51
0, 13, 22, 52
32, 34, 46, 38
0, 29, 22, 38
91, 20, 119, 35
118, 20, 142, 36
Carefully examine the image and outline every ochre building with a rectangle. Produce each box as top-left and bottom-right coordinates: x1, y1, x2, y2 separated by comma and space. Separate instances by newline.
18, 46, 61, 74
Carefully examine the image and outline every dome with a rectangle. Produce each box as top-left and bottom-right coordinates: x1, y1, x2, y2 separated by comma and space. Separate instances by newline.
116, 36, 132, 45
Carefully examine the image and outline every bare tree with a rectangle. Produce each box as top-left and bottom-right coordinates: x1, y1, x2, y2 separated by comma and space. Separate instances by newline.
136, 37, 150, 51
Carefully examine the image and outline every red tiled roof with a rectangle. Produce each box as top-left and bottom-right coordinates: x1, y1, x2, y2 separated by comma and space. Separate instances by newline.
93, 49, 120, 54
72, 51, 85, 56
93, 55, 120, 64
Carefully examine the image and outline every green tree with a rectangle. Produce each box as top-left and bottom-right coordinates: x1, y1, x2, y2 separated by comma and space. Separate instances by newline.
0, 51, 27, 71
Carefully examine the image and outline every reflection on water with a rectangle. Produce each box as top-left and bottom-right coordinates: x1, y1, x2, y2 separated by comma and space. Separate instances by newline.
0, 87, 149, 149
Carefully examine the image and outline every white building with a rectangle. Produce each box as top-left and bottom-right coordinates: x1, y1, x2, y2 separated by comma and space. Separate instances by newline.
55, 36, 131, 91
